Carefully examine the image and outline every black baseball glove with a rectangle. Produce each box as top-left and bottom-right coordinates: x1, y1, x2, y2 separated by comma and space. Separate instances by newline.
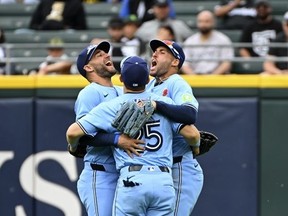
67, 135, 91, 158
194, 131, 218, 157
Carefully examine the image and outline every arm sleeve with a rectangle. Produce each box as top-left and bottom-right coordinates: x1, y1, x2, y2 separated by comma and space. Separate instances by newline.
79, 132, 120, 147
119, 0, 130, 18
155, 101, 197, 124
29, 3, 44, 30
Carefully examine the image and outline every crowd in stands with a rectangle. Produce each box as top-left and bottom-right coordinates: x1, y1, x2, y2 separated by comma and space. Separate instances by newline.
0, 0, 287, 75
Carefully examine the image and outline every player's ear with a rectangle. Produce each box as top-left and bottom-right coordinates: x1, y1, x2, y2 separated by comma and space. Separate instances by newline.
171, 59, 179, 68
84, 64, 93, 74
146, 76, 150, 84
119, 75, 124, 83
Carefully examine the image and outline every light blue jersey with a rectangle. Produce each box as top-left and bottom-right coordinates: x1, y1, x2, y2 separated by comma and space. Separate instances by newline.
75, 82, 123, 216
77, 91, 182, 170
74, 82, 122, 164
146, 74, 199, 157
146, 74, 203, 216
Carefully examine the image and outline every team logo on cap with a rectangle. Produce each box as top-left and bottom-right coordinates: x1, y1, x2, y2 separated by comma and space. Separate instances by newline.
162, 40, 181, 60
86, 44, 97, 55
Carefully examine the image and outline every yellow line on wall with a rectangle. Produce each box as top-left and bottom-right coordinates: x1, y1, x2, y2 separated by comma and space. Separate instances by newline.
0, 76, 35, 88
1, 75, 288, 89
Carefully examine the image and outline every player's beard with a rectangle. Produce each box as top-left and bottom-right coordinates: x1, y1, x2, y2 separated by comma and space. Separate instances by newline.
150, 62, 169, 79
94, 64, 117, 78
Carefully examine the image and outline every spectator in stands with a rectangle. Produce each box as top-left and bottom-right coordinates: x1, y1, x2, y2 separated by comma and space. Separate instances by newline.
156, 24, 176, 41
119, 0, 175, 24
82, 0, 120, 3
121, 15, 145, 57
91, 16, 125, 72
28, 37, 74, 75
0, 28, 6, 75
29, 0, 87, 30
214, 0, 256, 30
182, 10, 234, 75
136, 0, 192, 43
0, 0, 39, 3
262, 11, 288, 74
239, 0, 283, 58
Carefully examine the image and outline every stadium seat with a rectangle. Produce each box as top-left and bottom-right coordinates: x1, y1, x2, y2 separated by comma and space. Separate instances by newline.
0, 3, 36, 16
174, 1, 216, 15
5, 30, 104, 44
231, 61, 263, 74
221, 30, 242, 42
0, 16, 30, 31
84, 2, 120, 16
177, 15, 197, 29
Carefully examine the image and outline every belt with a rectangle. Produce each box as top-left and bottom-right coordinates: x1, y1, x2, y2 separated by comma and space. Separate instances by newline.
128, 165, 170, 173
90, 163, 106, 171
173, 156, 183, 164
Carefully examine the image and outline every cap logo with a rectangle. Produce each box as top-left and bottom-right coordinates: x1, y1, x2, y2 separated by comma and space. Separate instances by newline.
87, 44, 97, 55
163, 40, 180, 60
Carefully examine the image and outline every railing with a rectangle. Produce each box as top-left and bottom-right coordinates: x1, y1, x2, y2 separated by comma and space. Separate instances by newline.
1, 42, 288, 75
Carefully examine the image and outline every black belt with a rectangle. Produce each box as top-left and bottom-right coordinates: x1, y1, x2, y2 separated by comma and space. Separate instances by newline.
128, 165, 170, 173
90, 163, 106, 171
173, 156, 183, 164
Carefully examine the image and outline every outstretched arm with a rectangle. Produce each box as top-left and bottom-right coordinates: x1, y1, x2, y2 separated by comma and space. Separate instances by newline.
79, 132, 145, 157
66, 122, 85, 152
179, 124, 200, 155
155, 101, 197, 124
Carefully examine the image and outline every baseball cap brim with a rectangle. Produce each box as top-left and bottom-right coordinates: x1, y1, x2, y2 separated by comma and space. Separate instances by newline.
77, 41, 110, 78
150, 39, 185, 69
88, 41, 110, 61
150, 39, 181, 60
150, 39, 169, 53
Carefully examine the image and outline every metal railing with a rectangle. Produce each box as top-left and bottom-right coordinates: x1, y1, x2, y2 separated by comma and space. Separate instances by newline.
1, 42, 288, 75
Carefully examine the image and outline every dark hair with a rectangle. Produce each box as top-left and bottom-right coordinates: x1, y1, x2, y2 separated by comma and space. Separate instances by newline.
0, 29, 5, 43
108, 16, 124, 29
158, 24, 175, 40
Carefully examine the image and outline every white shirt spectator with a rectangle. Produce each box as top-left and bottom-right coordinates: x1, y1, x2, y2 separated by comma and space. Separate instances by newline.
183, 30, 234, 74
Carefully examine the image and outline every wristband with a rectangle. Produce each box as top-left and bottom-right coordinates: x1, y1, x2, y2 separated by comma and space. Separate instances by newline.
113, 134, 120, 148
193, 138, 201, 147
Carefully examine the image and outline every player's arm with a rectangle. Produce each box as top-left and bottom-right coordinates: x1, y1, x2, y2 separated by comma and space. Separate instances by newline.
178, 124, 200, 155
154, 101, 197, 124
79, 132, 145, 157
66, 122, 85, 152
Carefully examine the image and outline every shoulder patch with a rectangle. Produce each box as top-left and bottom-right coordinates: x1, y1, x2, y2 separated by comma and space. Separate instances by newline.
181, 93, 193, 102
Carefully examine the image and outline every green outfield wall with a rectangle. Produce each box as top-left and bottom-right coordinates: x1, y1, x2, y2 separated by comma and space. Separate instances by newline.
0, 75, 287, 216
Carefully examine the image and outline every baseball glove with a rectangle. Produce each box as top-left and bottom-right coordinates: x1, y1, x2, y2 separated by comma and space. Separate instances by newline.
67, 136, 90, 158
194, 131, 218, 157
112, 99, 155, 138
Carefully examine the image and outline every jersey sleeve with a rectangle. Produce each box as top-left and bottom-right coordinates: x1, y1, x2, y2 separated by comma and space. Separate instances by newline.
169, 78, 199, 111
74, 86, 101, 120
77, 102, 115, 136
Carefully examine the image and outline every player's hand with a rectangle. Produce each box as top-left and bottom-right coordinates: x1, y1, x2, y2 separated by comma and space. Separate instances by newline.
68, 144, 77, 153
118, 134, 145, 158
192, 146, 200, 156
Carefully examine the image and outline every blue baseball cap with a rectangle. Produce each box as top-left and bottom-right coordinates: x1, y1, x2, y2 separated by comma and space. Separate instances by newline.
76, 41, 110, 77
150, 39, 185, 69
120, 56, 149, 88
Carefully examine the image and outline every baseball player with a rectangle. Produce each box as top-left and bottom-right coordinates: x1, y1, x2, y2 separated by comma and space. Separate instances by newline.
71, 41, 144, 216
146, 39, 204, 215
66, 56, 200, 216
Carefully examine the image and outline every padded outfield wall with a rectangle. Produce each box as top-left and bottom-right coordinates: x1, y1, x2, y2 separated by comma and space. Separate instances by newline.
0, 75, 287, 216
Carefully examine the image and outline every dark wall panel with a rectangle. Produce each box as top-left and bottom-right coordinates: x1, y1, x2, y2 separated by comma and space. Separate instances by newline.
34, 99, 84, 216
0, 98, 34, 216
193, 98, 259, 216
260, 100, 288, 216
